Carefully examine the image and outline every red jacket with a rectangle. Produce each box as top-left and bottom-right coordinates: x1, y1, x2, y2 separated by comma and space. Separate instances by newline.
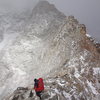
34, 78, 44, 92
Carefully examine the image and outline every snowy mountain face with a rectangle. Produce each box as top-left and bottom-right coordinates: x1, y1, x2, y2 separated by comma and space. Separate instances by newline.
0, 11, 32, 52
0, 1, 100, 100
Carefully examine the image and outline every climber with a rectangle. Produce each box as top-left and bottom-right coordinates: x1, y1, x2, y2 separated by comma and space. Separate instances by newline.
34, 78, 44, 100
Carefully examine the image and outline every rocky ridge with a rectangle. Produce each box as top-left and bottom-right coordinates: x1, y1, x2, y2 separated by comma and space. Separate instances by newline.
5, 15, 100, 100
0, 1, 100, 100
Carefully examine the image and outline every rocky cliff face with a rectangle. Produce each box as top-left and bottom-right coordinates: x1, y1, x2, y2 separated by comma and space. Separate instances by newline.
0, 1, 100, 100
96, 43, 100, 53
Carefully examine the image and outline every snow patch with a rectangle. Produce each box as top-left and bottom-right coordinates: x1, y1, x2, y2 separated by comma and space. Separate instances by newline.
63, 91, 71, 100
74, 67, 80, 78
53, 88, 60, 94
80, 55, 85, 61
56, 79, 66, 86
93, 68, 100, 75
87, 80, 98, 95
86, 34, 91, 38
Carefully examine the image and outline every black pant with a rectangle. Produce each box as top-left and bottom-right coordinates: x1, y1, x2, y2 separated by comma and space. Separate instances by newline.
36, 91, 42, 99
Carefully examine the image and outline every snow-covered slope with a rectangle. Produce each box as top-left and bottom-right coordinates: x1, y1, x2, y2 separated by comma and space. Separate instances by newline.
0, 1, 100, 100
0, 11, 31, 51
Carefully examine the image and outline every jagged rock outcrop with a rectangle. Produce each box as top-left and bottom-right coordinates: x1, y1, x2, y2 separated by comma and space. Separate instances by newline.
6, 67, 100, 100
95, 43, 100, 53
0, 1, 100, 100
86, 34, 100, 53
